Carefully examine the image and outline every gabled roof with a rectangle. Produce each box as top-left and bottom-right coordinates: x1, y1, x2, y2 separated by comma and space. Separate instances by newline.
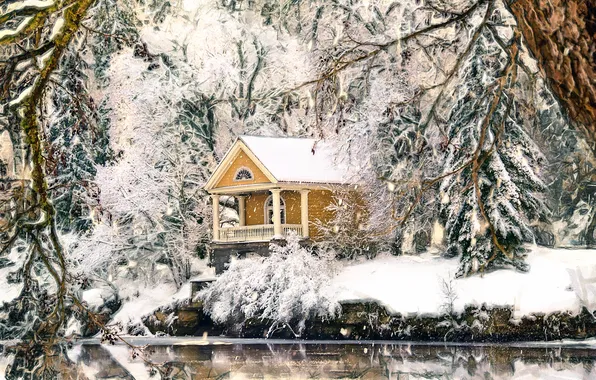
239, 135, 349, 183
204, 135, 350, 191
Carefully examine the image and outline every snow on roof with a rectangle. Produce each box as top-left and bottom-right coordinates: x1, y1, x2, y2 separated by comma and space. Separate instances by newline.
239, 135, 350, 184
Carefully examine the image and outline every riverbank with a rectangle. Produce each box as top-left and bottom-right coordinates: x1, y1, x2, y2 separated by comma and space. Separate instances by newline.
140, 299, 596, 343
97, 245, 596, 342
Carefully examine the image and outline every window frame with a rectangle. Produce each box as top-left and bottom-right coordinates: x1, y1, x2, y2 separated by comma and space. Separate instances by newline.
233, 166, 254, 182
264, 194, 286, 225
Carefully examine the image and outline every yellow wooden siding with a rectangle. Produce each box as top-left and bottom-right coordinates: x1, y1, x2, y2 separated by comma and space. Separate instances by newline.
245, 191, 301, 225
307, 190, 335, 239
214, 148, 271, 188
245, 192, 268, 225
282, 191, 301, 224
339, 189, 368, 228
242, 190, 336, 240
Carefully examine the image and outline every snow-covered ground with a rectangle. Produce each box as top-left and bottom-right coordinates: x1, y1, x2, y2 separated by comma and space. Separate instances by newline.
333, 246, 596, 317
101, 246, 596, 333
107, 282, 191, 331
101, 267, 215, 331
0, 248, 25, 306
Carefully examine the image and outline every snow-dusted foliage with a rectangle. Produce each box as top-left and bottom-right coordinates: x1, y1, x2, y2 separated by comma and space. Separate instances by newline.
438, 23, 548, 275
1, 0, 594, 374
330, 0, 560, 274
72, 0, 582, 274
315, 185, 386, 259
199, 234, 340, 335
46, 46, 111, 233
69, 47, 214, 289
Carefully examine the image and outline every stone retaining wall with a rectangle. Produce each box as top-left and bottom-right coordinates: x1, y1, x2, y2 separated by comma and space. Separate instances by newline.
142, 300, 596, 342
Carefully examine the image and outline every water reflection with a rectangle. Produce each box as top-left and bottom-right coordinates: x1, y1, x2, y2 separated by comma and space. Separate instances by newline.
72, 342, 596, 379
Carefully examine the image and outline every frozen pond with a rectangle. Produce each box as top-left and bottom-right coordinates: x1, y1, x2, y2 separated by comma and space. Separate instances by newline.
70, 339, 596, 379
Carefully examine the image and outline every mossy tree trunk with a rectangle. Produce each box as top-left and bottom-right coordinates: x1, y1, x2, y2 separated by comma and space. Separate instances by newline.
1, 1, 97, 377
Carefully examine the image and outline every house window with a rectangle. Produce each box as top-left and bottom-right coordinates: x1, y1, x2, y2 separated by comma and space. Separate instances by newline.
234, 167, 253, 181
264, 195, 286, 224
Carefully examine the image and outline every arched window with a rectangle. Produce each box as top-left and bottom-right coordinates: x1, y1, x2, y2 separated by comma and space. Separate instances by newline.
264, 195, 286, 224
234, 167, 253, 181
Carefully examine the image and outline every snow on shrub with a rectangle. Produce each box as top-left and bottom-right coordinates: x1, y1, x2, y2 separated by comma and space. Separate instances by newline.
198, 234, 340, 336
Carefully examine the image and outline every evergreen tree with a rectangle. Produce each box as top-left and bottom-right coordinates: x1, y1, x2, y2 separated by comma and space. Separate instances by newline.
439, 27, 549, 276
88, 0, 138, 87
47, 48, 112, 233
372, 102, 440, 254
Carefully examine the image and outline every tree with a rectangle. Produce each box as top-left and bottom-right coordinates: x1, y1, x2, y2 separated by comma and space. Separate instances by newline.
198, 234, 340, 337
509, 0, 596, 245
315, 185, 385, 259
0, 0, 102, 377
0, 0, 595, 376
70, 46, 216, 289
510, 0, 596, 148
440, 28, 549, 275
46, 47, 111, 233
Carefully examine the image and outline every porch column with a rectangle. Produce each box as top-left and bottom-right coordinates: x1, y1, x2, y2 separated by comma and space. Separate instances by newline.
300, 189, 310, 238
237, 195, 246, 226
211, 194, 220, 241
270, 189, 283, 237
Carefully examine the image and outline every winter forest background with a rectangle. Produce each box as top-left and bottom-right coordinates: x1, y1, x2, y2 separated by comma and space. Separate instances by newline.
0, 0, 595, 377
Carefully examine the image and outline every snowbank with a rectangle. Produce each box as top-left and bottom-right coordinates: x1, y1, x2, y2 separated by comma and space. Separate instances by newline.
0, 248, 25, 305
110, 283, 191, 330
333, 246, 596, 317
109, 268, 214, 334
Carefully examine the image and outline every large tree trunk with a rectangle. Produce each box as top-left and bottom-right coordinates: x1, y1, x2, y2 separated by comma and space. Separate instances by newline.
510, 0, 596, 144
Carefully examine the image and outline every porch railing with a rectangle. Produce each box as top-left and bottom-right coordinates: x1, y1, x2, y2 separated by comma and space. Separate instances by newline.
216, 224, 303, 242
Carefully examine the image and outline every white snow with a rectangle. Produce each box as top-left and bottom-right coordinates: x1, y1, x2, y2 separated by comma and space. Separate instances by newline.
82, 288, 113, 309
0, 247, 25, 305
8, 83, 34, 106
0, 278, 21, 306
239, 135, 352, 184
49, 17, 64, 41
36, 47, 54, 68
0, 131, 15, 176
0, 16, 33, 41
110, 282, 191, 329
333, 246, 596, 317
5, 0, 54, 13
0, 353, 14, 376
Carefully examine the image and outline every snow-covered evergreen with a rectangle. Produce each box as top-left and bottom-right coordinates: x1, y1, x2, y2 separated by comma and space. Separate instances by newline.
46, 47, 111, 233
439, 23, 549, 276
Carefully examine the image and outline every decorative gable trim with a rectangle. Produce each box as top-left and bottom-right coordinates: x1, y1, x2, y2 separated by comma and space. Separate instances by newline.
233, 167, 254, 181
204, 139, 278, 191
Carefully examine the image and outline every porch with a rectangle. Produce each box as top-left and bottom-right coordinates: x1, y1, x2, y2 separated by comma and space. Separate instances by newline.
211, 187, 311, 243
215, 224, 303, 242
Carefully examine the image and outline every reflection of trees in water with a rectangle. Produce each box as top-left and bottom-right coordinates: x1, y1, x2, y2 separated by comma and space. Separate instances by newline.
77, 345, 135, 379
76, 343, 596, 379
377, 345, 596, 379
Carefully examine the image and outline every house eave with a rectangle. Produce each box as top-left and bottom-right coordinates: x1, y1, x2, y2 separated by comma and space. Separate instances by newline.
206, 181, 359, 194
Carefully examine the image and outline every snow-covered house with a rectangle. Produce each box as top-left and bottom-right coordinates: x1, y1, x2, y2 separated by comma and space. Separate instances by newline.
204, 135, 353, 272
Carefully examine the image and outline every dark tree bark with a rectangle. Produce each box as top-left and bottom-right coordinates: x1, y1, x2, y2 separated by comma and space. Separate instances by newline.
510, 0, 596, 145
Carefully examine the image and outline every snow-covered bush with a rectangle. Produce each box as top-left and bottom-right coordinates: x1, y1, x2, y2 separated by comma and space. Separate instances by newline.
315, 186, 387, 259
198, 234, 340, 336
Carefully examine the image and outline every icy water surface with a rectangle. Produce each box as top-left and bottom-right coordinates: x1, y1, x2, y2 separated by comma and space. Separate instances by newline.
72, 339, 596, 379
